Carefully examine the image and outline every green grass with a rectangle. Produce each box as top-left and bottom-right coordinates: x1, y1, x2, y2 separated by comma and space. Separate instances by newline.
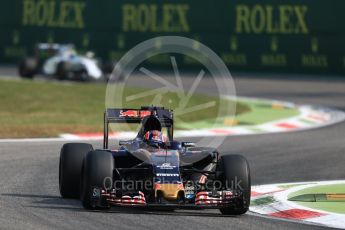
178, 99, 299, 129
0, 79, 106, 137
251, 196, 275, 206
278, 183, 311, 190
235, 100, 299, 125
0, 78, 301, 138
288, 184, 345, 214
0, 79, 248, 138
111, 85, 248, 130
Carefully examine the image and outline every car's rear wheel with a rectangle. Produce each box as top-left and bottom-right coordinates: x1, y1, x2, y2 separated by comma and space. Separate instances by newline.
102, 61, 115, 75
217, 154, 251, 215
78, 69, 91, 82
59, 143, 93, 198
56, 61, 72, 80
81, 150, 114, 210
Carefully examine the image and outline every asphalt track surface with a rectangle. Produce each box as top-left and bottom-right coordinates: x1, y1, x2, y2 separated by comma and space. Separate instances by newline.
1, 69, 345, 229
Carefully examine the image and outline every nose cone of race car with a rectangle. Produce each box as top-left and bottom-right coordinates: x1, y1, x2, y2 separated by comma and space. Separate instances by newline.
155, 183, 184, 201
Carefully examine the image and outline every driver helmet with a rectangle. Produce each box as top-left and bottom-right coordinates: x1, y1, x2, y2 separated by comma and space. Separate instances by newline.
144, 130, 167, 145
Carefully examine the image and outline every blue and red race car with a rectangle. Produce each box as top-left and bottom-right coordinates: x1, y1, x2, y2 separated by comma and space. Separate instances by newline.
59, 106, 251, 215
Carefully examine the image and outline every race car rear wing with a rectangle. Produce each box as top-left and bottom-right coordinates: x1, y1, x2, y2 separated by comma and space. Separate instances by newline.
103, 106, 174, 148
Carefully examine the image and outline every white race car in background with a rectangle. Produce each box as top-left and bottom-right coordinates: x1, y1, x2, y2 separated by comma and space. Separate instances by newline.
19, 43, 112, 81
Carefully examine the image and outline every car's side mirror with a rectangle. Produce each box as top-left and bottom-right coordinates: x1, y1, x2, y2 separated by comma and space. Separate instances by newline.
182, 142, 195, 148
119, 140, 131, 146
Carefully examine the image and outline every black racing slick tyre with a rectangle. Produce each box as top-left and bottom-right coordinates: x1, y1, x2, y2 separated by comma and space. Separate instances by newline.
81, 150, 114, 210
59, 143, 93, 199
102, 61, 115, 75
18, 57, 38, 79
217, 154, 251, 215
56, 61, 72, 80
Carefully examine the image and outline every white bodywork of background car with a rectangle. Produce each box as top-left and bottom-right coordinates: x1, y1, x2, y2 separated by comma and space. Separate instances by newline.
42, 49, 103, 79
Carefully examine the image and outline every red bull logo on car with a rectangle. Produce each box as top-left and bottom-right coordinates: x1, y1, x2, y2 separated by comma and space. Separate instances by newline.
120, 110, 151, 118
120, 110, 138, 117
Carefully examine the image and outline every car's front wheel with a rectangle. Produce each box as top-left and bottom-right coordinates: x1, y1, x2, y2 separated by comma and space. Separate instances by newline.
80, 150, 114, 210
217, 154, 251, 215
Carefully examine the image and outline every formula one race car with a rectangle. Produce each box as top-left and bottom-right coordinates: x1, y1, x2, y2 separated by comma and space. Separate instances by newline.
18, 43, 111, 81
59, 106, 251, 215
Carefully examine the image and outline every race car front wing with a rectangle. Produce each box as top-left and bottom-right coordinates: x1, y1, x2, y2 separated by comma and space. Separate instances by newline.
91, 188, 244, 209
